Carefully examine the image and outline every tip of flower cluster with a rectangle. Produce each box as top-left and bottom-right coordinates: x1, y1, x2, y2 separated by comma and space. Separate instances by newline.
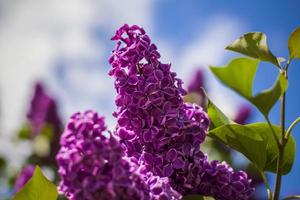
108, 24, 254, 200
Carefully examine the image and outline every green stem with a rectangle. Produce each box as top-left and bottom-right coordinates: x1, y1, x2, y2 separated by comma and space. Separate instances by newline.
285, 117, 300, 139
273, 146, 284, 200
283, 195, 300, 200
273, 68, 288, 200
265, 116, 280, 147
260, 171, 273, 200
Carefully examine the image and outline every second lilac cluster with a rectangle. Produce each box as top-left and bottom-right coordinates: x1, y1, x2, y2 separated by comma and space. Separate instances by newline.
109, 24, 254, 200
56, 110, 180, 200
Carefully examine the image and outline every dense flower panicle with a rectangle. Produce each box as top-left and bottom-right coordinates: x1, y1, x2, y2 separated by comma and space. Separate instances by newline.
109, 24, 254, 200
196, 159, 254, 200
27, 83, 62, 136
56, 110, 179, 200
234, 104, 252, 125
14, 165, 35, 192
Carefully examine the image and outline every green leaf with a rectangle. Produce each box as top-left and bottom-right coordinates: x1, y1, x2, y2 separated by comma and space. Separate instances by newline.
207, 98, 233, 130
209, 122, 295, 174
288, 27, 300, 59
18, 123, 32, 139
226, 32, 280, 67
210, 57, 288, 116
12, 166, 58, 200
183, 195, 214, 200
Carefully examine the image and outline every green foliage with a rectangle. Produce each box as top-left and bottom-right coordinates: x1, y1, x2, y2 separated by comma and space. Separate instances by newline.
210, 57, 288, 116
288, 27, 300, 59
226, 32, 280, 67
18, 123, 32, 139
207, 97, 296, 174
207, 100, 295, 174
12, 166, 58, 200
209, 123, 295, 174
207, 98, 233, 130
183, 195, 214, 200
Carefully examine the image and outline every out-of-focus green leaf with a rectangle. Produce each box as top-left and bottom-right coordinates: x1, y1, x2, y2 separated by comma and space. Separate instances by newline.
210, 57, 288, 116
12, 166, 58, 200
18, 124, 32, 139
33, 135, 51, 157
226, 32, 280, 67
209, 122, 295, 174
288, 27, 300, 59
184, 92, 206, 108
183, 195, 214, 200
40, 124, 54, 141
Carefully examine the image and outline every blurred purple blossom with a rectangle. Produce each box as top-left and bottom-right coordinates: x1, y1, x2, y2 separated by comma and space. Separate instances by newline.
14, 165, 35, 192
234, 104, 252, 125
27, 82, 62, 137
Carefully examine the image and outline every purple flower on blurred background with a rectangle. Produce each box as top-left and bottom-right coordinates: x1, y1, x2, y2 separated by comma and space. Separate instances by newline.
109, 24, 254, 200
14, 165, 35, 192
27, 82, 62, 137
234, 104, 252, 125
187, 69, 204, 94
56, 110, 180, 200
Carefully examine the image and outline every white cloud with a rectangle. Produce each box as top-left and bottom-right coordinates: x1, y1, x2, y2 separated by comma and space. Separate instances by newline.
174, 16, 245, 117
0, 0, 246, 168
0, 0, 152, 167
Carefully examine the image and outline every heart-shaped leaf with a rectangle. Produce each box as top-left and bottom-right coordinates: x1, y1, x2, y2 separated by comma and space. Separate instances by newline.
288, 27, 300, 59
210, 57, 288, 116
12, 166, 58, 200
226, 32, 280, 67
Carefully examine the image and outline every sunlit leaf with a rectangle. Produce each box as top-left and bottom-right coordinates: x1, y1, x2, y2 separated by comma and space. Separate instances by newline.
12, 166, 58, 200
210, 57, 288, 116
288, 27, 300, 59
207, 98, 233, 130
209, 122, 295, 174
226, 32, 280, 67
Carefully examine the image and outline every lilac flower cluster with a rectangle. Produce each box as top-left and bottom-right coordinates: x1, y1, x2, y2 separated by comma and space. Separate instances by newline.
14, 165, 35, 192
56, 110, 180, 200
27, 83, 62, 137
109, 24, 254, 200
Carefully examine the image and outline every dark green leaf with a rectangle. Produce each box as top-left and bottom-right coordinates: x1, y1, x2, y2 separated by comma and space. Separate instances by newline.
210, 57, 288, 116
209, 122, 295, 174
288, 27, 300, 59
226, 32, 280, 67
183, 195, 214, 200
12, 166, 58, 200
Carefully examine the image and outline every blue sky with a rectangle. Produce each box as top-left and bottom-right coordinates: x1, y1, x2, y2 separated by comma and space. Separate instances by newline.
0, 0, 299, 197
154, 0, 300, 196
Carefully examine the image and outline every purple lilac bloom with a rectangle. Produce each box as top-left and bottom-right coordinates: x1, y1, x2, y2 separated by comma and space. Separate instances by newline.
14, 165, 35, 192
234, 104, 252, 125
56, 110, 180, 200
109, 24, 254, 200
186, 69, 206, 108
27, 82, 62, 137
187, 68, 205, 95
